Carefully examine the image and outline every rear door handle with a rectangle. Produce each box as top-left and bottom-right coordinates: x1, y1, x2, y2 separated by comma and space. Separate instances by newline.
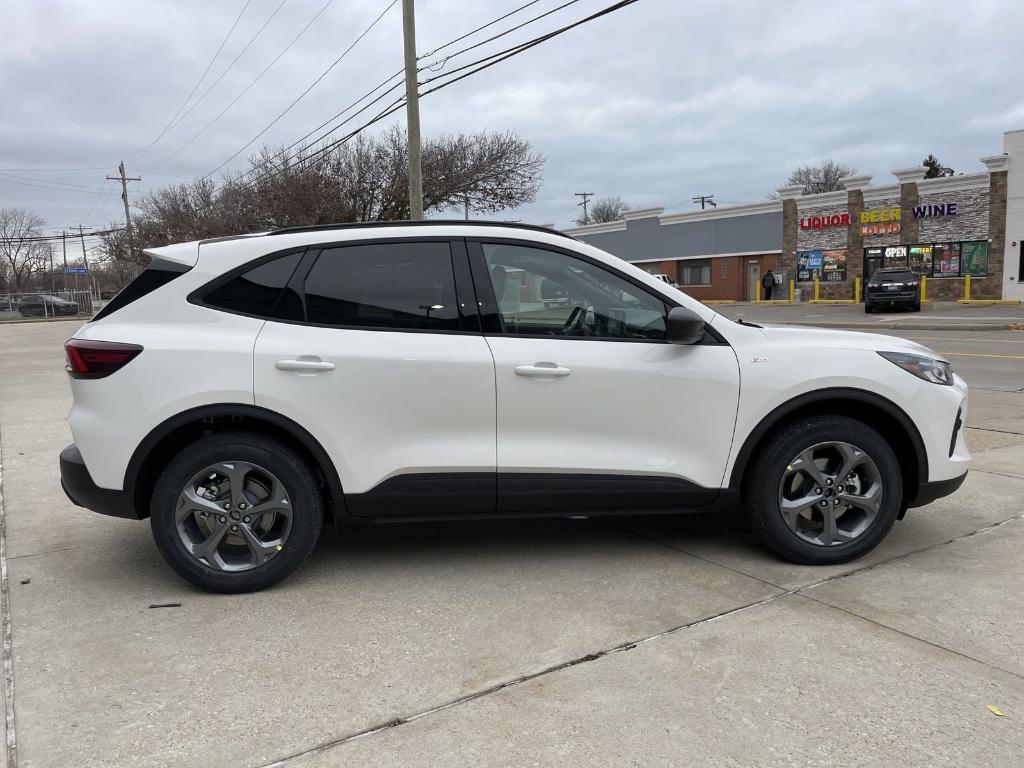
514, 362, 571, 378
275, 358, 335, 373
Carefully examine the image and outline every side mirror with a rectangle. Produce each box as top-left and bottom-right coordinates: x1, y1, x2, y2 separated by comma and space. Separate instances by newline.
665, 307, 706, 345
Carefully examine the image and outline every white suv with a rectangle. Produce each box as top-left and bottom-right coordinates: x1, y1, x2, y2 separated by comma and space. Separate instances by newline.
60, 222, 970, 592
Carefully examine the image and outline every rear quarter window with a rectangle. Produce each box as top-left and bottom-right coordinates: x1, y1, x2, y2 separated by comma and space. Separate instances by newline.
201, 251, 304, 321
91, 257, 191, 322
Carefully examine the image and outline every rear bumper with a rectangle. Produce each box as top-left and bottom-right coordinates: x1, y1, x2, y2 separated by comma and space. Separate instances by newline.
910, 471, 968, 508
60, 444, 139, 519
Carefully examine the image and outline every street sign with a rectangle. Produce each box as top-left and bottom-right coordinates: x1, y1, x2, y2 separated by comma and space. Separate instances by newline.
64, 266, 88, 274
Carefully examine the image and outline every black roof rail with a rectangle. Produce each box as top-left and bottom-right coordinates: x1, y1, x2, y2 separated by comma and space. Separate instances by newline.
266, 219, 576, 240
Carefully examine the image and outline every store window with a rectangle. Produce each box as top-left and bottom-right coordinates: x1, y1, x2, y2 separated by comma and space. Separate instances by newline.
932, 243, 961, 277
908, 245, 933, 277
961, 241, 989, 276
679, 259, 711, 285
721, 258, 728, 278
822, 249, 847, 282
884, 246, 908, 268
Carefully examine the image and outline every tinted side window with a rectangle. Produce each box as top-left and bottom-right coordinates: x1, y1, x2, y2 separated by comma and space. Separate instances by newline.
482, 243, 668, 340
303, 242, 460, 331
204, 251, 303, 320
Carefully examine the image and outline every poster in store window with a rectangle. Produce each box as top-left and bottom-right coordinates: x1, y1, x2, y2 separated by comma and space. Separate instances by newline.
797, 250, 822, 281
908, 245, 933, 276
961, 241, 989, 276
822, 249, 847, 282
932, 243, 961, 276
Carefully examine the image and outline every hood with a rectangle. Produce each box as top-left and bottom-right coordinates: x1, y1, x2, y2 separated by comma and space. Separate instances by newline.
759, 324, 939, 357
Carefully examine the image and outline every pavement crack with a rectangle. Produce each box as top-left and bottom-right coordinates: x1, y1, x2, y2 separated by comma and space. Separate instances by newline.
794, 593, 1024, 682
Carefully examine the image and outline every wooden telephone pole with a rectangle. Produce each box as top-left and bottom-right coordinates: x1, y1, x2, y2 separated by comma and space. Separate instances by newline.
107, 161, 141, 253
402, 0, 423, 220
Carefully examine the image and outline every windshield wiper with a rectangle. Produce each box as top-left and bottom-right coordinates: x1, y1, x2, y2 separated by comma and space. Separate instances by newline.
736, 318, 762, 328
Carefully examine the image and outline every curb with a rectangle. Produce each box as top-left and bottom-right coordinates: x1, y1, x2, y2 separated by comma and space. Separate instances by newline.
769, 321, 1020, 332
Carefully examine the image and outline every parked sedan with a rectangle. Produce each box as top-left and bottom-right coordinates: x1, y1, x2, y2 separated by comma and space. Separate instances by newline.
18, 294, 79, 317
865, 268, 920, 313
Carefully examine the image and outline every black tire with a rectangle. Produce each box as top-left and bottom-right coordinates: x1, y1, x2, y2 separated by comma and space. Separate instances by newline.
746, 415, 902, 565
150, 431, 323, 593
912, 302, 921, 312
864, 301, 874, 314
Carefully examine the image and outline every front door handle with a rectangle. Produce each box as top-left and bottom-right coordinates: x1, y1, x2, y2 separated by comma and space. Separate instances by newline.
514, 362, 571, 378
275, 357, 335, 373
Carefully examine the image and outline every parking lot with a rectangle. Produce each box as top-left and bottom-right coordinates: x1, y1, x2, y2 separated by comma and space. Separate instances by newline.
1, 317, 1023, 767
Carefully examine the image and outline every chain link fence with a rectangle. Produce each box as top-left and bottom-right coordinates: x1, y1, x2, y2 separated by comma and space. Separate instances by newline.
0, 291, 96, 322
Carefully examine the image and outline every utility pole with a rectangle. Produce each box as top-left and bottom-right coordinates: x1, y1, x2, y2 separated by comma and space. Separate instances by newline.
692, 194, 717, 210
48, 244, 55, 293
61, 231, 68, 293
402, 0, 424, 220
107, 161, 141, 253
575, 192, 594, 224
78, 225, 91, 299
464, 194, 470, 221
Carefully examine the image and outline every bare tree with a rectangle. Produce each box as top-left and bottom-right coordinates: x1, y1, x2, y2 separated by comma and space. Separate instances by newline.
575, 195, 629, 225
99, 128, 545, 262
0, 208, 48, 292
786, 160, 857, 195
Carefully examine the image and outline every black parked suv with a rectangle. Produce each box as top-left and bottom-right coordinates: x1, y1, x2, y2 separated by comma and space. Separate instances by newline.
865, 268, 920, 313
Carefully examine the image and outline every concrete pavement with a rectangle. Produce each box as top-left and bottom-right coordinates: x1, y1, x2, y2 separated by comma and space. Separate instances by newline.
714, 300, 1024, 331
1, 321, 1023, 767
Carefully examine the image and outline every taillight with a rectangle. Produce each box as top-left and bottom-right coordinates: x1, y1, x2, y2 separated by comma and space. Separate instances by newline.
64, 339, 143, 379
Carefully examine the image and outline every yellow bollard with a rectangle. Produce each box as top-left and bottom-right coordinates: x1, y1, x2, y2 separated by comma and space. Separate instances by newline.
964, 274, 971, 301
789, 278, 795, 303
920, 276, 927, 303
854, 276, 861, 303
754, 282, 761, 303
813, 277, 820, 302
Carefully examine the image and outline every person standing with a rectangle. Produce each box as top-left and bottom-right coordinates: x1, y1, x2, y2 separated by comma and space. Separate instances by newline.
761, 269, 775, 301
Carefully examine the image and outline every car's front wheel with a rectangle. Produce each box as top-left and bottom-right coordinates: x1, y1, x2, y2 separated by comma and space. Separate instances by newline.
746, 415, 902, 565
150, 432, 323, 593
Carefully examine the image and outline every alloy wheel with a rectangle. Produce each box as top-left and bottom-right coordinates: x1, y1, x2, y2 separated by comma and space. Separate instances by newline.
777, 441, 883, 546
175, 461, 293, 572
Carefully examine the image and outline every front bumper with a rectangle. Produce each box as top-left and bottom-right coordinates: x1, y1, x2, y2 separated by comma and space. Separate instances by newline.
60, 444, 139, 519
866, 290, 917, 304
910, 471, 968, 507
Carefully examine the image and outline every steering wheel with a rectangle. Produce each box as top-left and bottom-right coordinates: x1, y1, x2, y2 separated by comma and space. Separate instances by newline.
562, 305, 584, 334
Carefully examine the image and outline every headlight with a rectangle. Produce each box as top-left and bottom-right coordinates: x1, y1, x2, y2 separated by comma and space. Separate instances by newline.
878, 351, 954, 385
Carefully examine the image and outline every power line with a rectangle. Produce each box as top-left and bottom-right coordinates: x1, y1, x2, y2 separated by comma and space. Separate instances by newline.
128, 0, 252, 166
219, 0, 553, 184
136, 0, 288, 166
419, 0, 641, 93
241, 0, 642, 190
0, 166, 108, 173
418, 0, 543, 59
417, 0, 581, 73
0, 175, 110, 195
0, 172, 108, 192
203, 0, 397, 178
149, 0, 340, 174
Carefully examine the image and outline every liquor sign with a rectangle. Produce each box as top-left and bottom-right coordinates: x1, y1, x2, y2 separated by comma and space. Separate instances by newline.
799, 213, 849, 229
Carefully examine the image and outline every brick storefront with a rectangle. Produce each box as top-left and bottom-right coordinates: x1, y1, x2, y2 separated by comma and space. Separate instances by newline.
566, 128, 1020, 301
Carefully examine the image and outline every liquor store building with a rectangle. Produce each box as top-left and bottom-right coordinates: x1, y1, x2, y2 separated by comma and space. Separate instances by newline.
564, 128, 1022, 302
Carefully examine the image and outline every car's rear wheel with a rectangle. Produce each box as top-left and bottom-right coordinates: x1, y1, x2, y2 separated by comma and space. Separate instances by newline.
746, 415, 901, 565
150, 432, 323, 593
864, 301, 873, 313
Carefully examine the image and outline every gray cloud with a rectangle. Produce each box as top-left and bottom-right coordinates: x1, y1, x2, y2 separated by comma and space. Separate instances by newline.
2, 0, 1022, 235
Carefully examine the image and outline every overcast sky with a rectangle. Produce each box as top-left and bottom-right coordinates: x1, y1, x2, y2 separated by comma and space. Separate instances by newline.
3, 0, 1023, 239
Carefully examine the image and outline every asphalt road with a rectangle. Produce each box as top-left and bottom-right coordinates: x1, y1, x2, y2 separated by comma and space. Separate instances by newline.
0, 320, 1022, 768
